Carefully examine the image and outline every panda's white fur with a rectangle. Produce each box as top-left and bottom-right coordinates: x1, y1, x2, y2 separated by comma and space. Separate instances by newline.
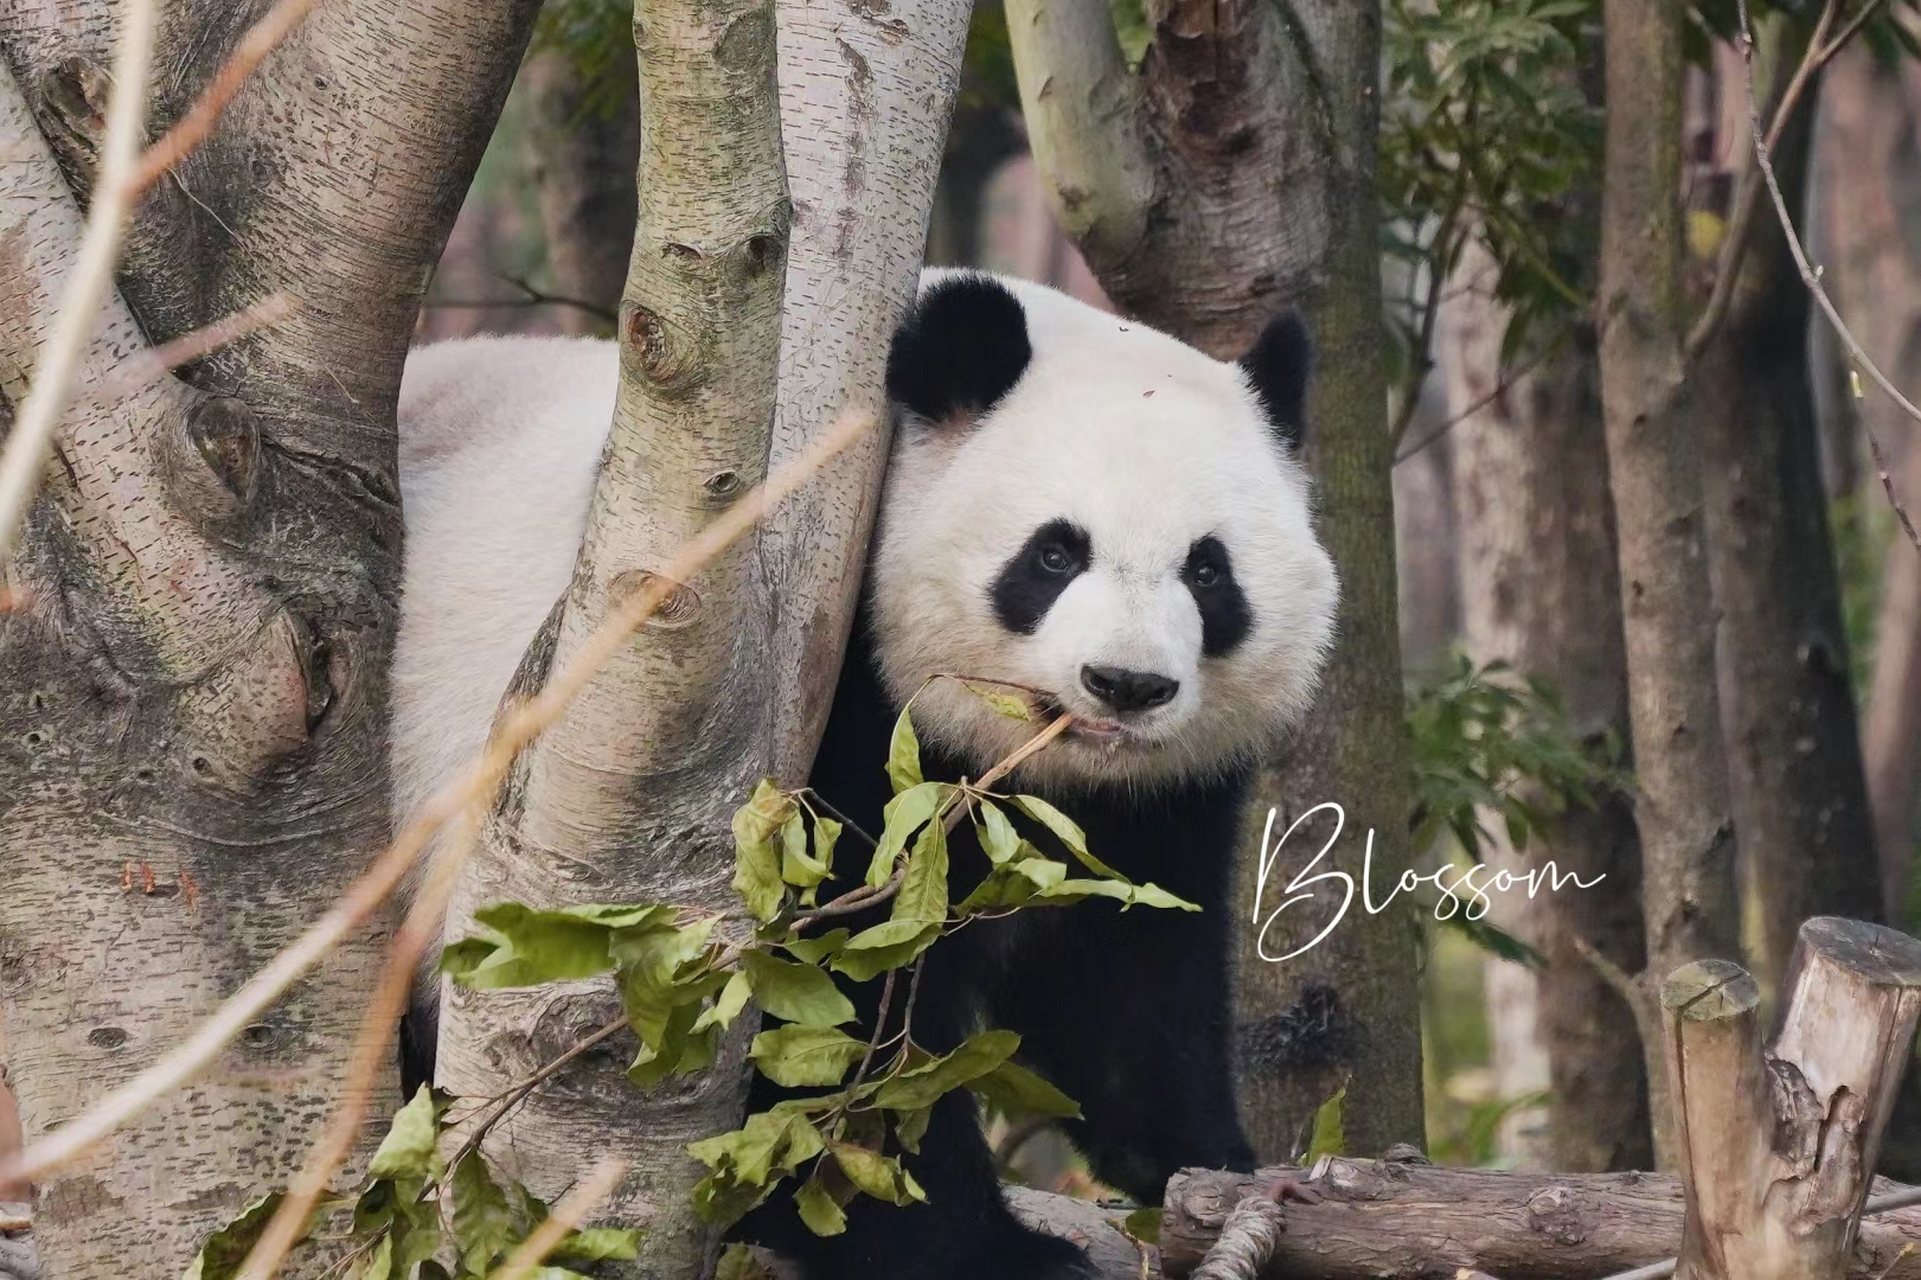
390, 335, 618, 829
875, 270, 1337, 791
391, 272, 1335, 824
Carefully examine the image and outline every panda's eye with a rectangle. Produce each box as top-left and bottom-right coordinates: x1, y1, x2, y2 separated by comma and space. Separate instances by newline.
1038, 543, 1076, 574
1190, 560, 1222, 588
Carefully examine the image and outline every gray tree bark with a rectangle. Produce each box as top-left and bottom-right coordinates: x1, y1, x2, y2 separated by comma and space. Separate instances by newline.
1441, 237, 1651, 1173
434, 0, 973, 1274
0, 0, 540, 1272
1693, 29, 1882, 995
1006, 0, 1422, 1161
1818, 44, 1921, 921
1596, 0, 1741, 1169
522, 46, 640, 334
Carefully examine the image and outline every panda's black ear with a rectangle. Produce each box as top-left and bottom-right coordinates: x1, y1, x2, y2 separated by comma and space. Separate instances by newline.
886, 273, 1032, 428
1237, 310, 1313, 450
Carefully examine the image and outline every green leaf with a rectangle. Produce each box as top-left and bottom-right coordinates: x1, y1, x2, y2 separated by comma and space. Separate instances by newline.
974, 801, 1023, 865
967, 1059, 1081, 1120
1121, 1207, 1163, 1245
626, 999, 707, 1088
695, 969, 755, 1033
1032, 878, 1201, 912
781, 810, 832, 893
749, 1025, 868, 1087
886, 707, 923, 795
690, 1109, 826, 1186
183, 1192, 294, 1280
956, 855, 1066, 913
829, 1143, 927, 1205
867, 782, 945, 887
794, 1180, 849, 1236
893, 1104, 933, 1154
783, 927, 850, 965
875, 1030, 1020, 1111
889, 817, 949, 925
830, 919, 941, 982
743, 951, 857, 1026
1011, 796, 1128, 881
450, 1153, 516, 1275
717, 1243, 769, 1280
1307, 1084, 1347, 1162
446, 902, 676, 989
369, 1085, 445, 1186
733, 780, 796, 922
553, 1225, 644, 1262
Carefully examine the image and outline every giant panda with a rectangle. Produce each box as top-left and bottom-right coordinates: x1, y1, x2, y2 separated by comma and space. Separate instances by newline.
392, 269, 1339, 1279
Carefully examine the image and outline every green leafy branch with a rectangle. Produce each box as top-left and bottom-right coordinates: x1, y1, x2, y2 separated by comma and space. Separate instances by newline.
185, 1087, 641, 1280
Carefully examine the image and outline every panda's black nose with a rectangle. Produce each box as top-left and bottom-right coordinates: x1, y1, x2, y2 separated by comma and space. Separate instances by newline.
1080, 665, 1180, 714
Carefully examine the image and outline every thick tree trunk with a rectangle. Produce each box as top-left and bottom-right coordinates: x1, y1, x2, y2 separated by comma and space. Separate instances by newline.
1694, 38, 1881, 992
1441, 237, 1651, 1172
435, 3, 788, 1272
1596, 0, 1740, 1168
521, 46, 640, 334
1007, 0, 1421, 1162
0, 0, 538, 1272
434, 0, 972, 1272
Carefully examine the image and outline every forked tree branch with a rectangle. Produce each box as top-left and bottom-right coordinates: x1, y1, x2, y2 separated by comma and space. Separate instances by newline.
0, 409, 872, 1187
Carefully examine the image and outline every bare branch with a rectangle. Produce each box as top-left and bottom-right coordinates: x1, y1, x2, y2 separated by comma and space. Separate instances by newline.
0, 2, 156, 564
1733, 0, 1921, 554
1003, 0, 1155, 271
0, 408, 873, 1186
128, 0, 328, 195
1393, 322, 1573, 467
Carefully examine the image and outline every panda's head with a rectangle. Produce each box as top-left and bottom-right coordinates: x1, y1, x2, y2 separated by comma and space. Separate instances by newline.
869, 270, 1339, 791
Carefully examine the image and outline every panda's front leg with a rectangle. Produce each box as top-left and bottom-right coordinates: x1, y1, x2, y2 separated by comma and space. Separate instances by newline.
992, 902, 1256, 1203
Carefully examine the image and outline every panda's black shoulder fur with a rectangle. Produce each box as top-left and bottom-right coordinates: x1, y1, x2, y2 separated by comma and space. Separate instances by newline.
1238, 309, 1313, 450
885, 272, 1032, 424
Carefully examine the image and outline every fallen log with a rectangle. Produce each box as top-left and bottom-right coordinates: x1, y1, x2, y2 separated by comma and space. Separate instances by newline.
1152, 1157, 1921, 1280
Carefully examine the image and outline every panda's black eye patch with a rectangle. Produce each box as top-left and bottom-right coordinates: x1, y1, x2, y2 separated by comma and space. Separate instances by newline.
992, 519, 1090, 635
1185, 536, 1251, 656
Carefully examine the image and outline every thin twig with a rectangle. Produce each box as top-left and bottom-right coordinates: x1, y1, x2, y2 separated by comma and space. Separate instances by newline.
798, 790, 880, 850
129, 0, 328, 195
0, 0, 157, 566
486, 1156, 628, 1280
0, 408, 874, 1185
1734, 0, 1921, 553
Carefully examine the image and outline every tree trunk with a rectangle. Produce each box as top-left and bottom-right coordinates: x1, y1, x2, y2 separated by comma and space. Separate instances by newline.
1441, 236, 1651, 1172
0, 0, 538, 1272
1596, 0, 1740, 1168
1006, 0, 1422, 1162
1693, 30, 1882, 995
433, 0, 973, 1272
521, 46, 640, 335
1818, 43, 1921, 920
